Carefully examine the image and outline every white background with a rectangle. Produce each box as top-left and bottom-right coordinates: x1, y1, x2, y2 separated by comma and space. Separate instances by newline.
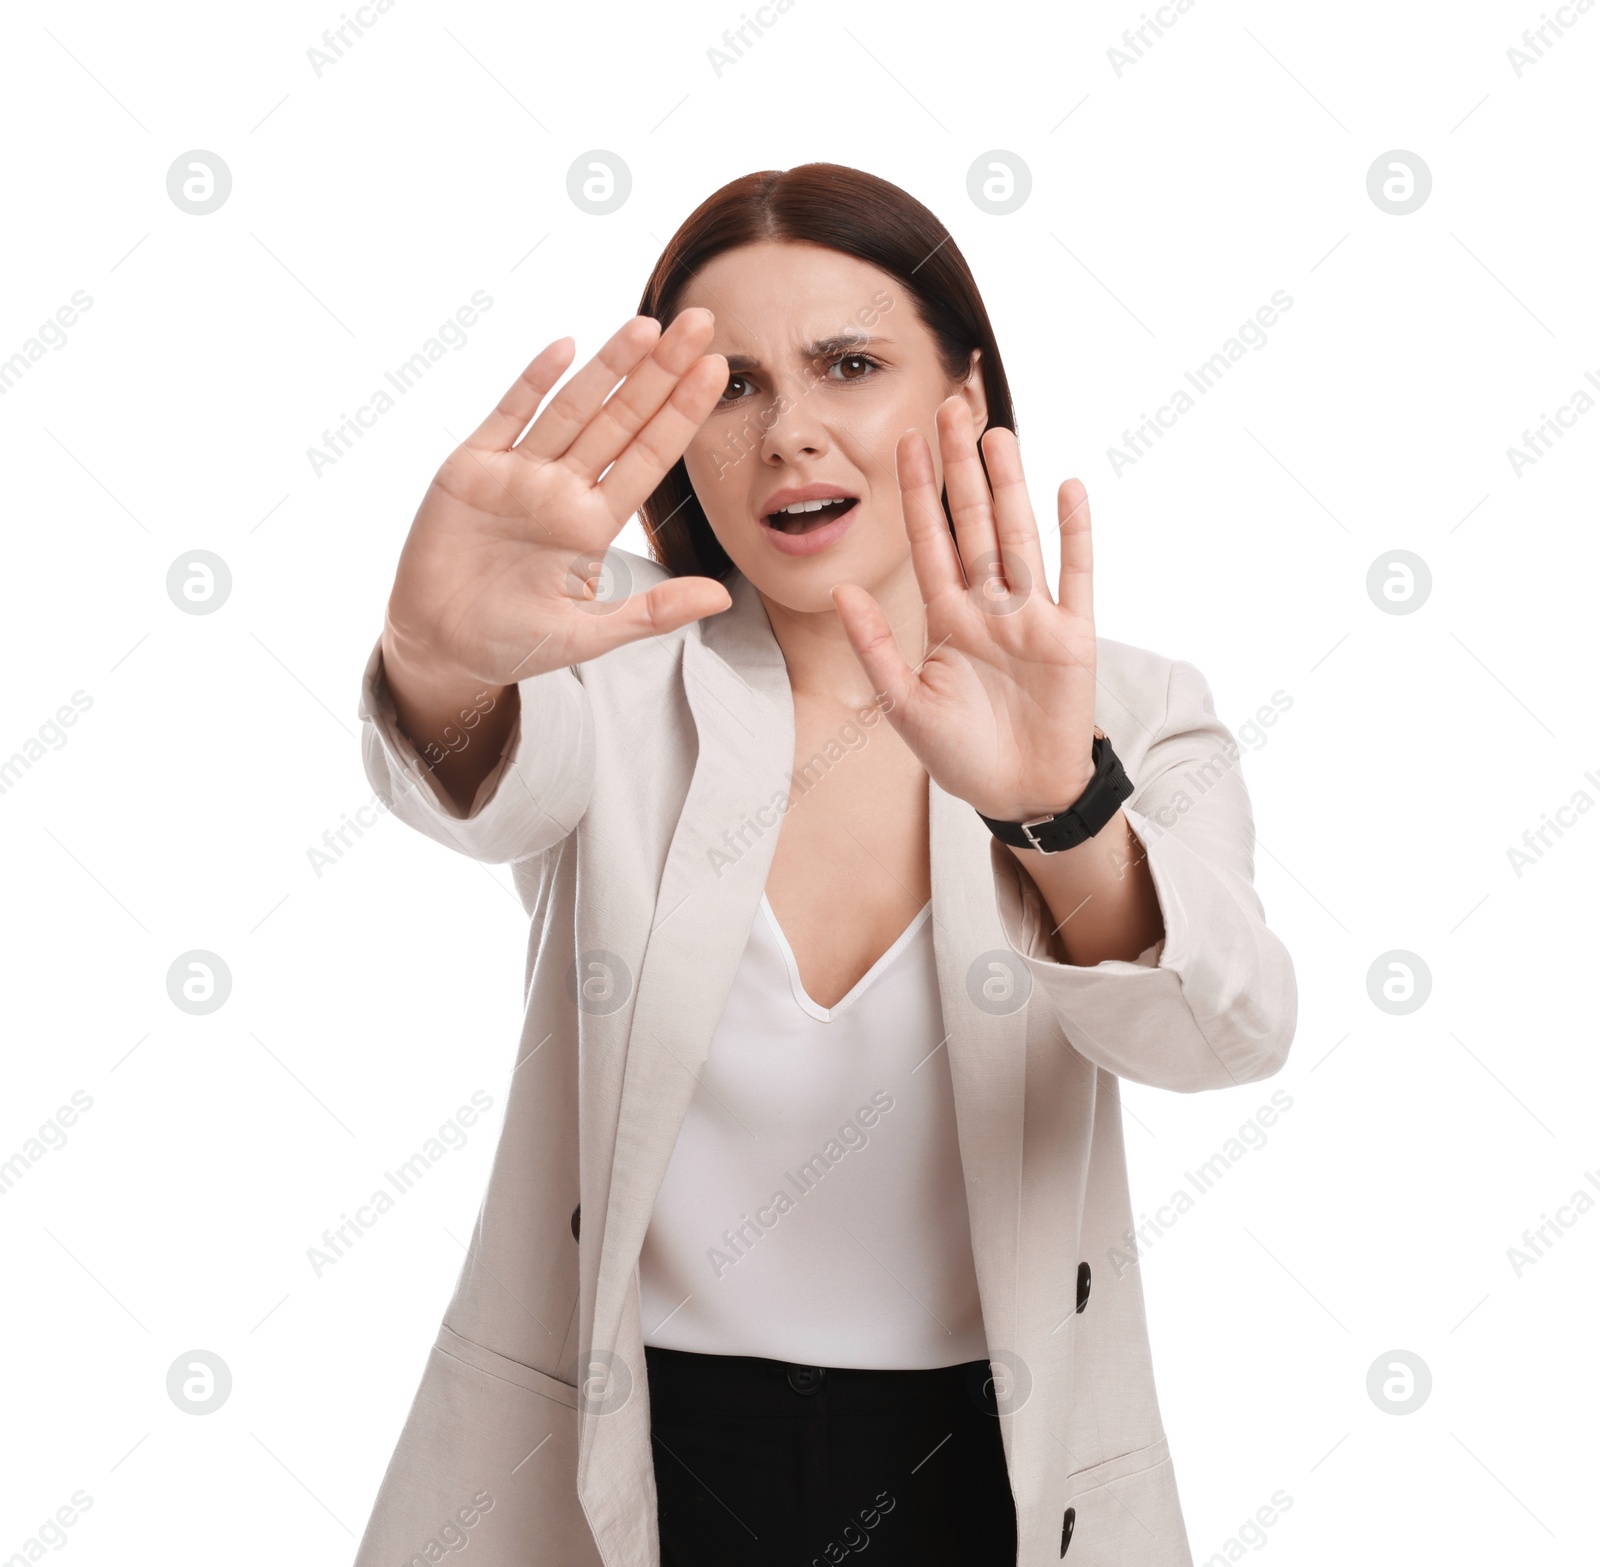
1, 0, 1596, 1562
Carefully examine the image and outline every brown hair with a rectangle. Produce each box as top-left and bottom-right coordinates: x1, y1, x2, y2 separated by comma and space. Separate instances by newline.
635, 162, 1019, 581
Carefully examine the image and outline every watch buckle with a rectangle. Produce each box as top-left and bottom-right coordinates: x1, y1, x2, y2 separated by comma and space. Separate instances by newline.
1019, 814, 1059, 854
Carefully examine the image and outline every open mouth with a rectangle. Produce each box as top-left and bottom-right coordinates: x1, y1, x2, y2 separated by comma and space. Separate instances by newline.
762, 497, 859, 534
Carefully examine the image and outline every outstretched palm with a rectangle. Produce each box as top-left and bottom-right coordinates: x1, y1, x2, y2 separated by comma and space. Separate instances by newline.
383, 309, 733, 691
831, 398, 1101, 824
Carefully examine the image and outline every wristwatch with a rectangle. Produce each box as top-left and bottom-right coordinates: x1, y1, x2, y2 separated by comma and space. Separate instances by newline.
976, 728, 1134, 854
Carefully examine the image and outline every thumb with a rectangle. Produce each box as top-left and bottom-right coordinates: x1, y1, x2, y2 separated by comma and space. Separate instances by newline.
570, 576, 732, 663
830, 582, 916, 722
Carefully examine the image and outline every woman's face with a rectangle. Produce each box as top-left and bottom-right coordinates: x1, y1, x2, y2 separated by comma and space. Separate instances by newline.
675, 240, 986, 613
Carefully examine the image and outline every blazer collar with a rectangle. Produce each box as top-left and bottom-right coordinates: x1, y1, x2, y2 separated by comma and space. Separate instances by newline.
581, 566, 1030, 1459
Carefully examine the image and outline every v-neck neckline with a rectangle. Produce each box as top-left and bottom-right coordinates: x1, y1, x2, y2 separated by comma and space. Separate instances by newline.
759, 894, 932, 1024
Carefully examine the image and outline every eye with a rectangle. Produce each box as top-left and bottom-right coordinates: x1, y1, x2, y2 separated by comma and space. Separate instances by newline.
827, 352, 882, 383
716, 351, 885, 406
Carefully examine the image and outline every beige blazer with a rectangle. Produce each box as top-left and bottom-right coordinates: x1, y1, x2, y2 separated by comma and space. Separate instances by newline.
349, 545, 1297, 1567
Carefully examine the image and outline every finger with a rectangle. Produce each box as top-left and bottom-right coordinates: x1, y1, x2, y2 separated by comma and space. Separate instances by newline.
895, 428, 966, 606
979, 426, 1049, 602
464, 336, 578, 452
829, 582, 920, 722
562, 308, 718, 483
936, 397, 997, 578
567, 575, 733, 663
510, 315, 664, 464
1056, 478, 1094, 622
595, 353, 730, 524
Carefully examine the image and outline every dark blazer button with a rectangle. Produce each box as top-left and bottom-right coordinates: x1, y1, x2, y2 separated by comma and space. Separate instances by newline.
786, 1365, 826, 1395
1060, 1505, 1076, 1555
571, 1203, 581, 1242
1076, 1261, 1091, 1313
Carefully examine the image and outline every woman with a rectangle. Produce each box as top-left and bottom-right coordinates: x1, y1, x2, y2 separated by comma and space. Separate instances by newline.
352, 164, 1297, 1567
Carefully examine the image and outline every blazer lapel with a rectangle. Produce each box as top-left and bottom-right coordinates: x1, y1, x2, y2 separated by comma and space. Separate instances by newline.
583, 570, 796, 1393
927, 776, 1028, 1384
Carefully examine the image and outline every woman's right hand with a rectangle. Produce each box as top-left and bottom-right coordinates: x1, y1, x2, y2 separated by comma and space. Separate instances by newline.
381, 307, 732, 697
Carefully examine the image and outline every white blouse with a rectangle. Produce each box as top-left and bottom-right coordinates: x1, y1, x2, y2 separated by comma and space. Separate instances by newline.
638, 890, 990, 1370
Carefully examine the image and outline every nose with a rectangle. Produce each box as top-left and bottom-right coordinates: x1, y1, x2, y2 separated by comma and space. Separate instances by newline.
758, 388, 830, 466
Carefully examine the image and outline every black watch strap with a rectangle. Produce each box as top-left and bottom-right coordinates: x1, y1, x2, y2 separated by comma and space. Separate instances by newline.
977, 730, 1134, 854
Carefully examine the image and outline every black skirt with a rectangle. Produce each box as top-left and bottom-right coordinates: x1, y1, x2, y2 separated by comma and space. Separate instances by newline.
644, 1344, 1019, 1566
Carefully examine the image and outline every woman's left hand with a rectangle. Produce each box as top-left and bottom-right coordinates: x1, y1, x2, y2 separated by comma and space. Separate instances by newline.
831, 397, 1101, 824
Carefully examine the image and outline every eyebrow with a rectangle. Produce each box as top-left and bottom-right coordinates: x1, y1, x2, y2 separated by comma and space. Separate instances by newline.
722, 334, 892, 374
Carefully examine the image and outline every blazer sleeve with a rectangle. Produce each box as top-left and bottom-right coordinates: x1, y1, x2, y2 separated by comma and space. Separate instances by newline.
991, 656, 1298, 1093
356, 634, 595, 866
